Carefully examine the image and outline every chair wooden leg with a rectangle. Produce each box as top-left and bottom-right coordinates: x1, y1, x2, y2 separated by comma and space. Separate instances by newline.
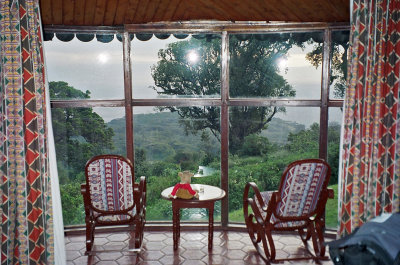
134, 217, 144, 249
299, 227, 312, 250
244, 214, 275, 262
315, 220, 326, 257
86, 220, 95, 253
309, 222, 323, 258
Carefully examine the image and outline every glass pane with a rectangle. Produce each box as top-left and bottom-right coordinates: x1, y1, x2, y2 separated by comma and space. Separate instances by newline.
228, 106, 320, 222
132, 34, 221, 98
229, 32, 323, 99
44, 37, 124, 100
326, 107, 343, 228
133, 107, 221, 221
53, 107, 126, 225
330, 30, 350, 99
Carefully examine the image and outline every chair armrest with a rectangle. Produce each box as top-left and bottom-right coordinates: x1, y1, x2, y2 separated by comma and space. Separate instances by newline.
134, 176, 146, 216
81, 183, 87, 195
244, 182, 266, 211
327, 188, 334, 199
81, 183, 91, 217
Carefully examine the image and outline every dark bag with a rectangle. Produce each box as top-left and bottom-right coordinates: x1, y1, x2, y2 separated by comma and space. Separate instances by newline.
327, 213, 400, 265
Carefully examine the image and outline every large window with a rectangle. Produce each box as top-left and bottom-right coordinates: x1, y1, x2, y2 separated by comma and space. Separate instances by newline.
45, 24, 349, 227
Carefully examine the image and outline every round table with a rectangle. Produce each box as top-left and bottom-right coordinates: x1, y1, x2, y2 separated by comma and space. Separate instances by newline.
161, 184, 226, 250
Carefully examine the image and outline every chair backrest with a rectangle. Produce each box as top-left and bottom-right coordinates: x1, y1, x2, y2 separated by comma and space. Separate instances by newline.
276, 159, 331, 218
85, 155, 134, 212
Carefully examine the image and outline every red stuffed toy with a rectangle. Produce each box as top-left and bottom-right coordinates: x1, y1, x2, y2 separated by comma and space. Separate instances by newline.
169, 171, 199, 199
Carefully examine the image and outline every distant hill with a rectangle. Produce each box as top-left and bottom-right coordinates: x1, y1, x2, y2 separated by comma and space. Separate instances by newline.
261, 117, 305, 144
108, 111, 219, 161
107, 112, 305, 161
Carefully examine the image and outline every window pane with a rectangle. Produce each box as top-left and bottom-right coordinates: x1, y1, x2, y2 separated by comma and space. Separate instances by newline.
330, 30, 350, 99
133, 107, 221, 221
229, 32, 323, 99
53, 107, 126, 225
132, 34, 221, 98
228, 106, 320, 222
326, 107, 343, 228
44, 37, 124, 100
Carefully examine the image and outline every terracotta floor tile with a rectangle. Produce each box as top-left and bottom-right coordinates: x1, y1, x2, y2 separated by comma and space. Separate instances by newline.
65, 230, 334, 265
158, 254, 184, 265
181, 249, 207, 260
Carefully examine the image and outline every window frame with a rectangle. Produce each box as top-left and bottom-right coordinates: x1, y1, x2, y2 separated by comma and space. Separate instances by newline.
46, 21, 349, 227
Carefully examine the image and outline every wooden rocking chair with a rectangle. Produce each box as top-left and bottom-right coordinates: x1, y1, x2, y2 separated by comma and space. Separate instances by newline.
81, 154, 146, 253
243, 159, 334, 263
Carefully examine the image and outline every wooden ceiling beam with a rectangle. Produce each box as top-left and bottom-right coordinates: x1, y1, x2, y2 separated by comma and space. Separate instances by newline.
151, 0, 171, 22
124, 0, 140, 24
83, 0, 97, 25
143, 0, 162, 22
62, 0, 74, 25
132, 0, 150, 23
93, 0, 107, 25
39, 0, 52, 25
51, 0, 63, 25
103, 0, 119, 25
39, 0, 350, 26
113, 0, 130, 25
73, 0, 86, 25
162, 0, 183, 22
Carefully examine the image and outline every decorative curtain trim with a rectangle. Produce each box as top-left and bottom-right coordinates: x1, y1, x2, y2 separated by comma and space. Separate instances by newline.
0, 0, 57, 263
338, 0, 400, 236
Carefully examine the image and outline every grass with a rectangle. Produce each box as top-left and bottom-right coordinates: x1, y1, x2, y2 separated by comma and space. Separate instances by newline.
325, 184, 338, 228
228, 184, 339, 228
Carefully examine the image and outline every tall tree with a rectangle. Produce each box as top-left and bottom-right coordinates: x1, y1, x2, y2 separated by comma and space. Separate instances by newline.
151, 35, 302, 152
305, 30, 349, 98
50, 81, 114, 183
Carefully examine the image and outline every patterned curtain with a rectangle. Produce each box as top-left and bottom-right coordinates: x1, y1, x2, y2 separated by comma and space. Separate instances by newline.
339, 0, 400, 236
0, 0, 54, 263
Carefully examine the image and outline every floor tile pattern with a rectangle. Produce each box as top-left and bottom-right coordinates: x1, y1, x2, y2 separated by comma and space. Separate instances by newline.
65, 231, 334, 265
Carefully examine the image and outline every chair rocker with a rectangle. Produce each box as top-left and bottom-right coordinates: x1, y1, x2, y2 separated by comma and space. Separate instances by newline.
243, 159, 334, 263
81, 154, 146, 253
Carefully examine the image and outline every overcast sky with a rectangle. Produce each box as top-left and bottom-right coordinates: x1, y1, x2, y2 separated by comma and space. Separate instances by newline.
43, 36, 343, 127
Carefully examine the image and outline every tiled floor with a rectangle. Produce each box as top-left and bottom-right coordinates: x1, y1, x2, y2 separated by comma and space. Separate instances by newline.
65, 230, 334, 265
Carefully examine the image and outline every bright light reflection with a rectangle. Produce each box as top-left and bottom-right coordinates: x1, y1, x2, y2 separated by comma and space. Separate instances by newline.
277, 57, 287, 71
187, 50, 199, 64
97, 53, 110, 64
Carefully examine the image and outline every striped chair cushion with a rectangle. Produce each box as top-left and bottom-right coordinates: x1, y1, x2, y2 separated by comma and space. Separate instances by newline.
87, 158, 134, 214
254, 161, 328, 228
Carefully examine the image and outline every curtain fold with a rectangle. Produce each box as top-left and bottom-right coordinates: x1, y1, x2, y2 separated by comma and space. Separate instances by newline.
0, 0, 64, 263
339, 0, 400, 237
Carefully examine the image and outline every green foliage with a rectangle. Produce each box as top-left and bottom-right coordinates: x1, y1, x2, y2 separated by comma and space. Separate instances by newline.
305, 31, 349, 99
151, 37, 300, 153
60, 182, 84, 225
286, 123, 320, 154
50, 81, 90, 99
327, 122, 341, 184
51, 84, 342, 225
239, 134, 274, 157
325, 184, 338, 228
261, 117, 305, 145
51, 81, 116, 225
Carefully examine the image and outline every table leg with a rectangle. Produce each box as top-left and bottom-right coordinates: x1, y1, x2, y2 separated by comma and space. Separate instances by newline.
208, 203, 215, 250
172, 204, 179, 250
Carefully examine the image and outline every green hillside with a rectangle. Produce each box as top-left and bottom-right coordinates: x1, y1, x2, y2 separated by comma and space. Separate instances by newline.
108, 111, 220, 161
262, 117, 305, 144
107, 112, 307, 161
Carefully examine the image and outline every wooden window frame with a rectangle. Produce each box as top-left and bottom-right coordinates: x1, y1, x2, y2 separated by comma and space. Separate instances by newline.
46, 21, 349, 227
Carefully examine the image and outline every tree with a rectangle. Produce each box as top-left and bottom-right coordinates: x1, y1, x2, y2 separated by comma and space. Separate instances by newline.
285, 122, 341, 185
305, 31, 350, 98
151, 35, 305, 153
50, 81, 115, 225
50, 81, 115, 184
286, 123, 320, 154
